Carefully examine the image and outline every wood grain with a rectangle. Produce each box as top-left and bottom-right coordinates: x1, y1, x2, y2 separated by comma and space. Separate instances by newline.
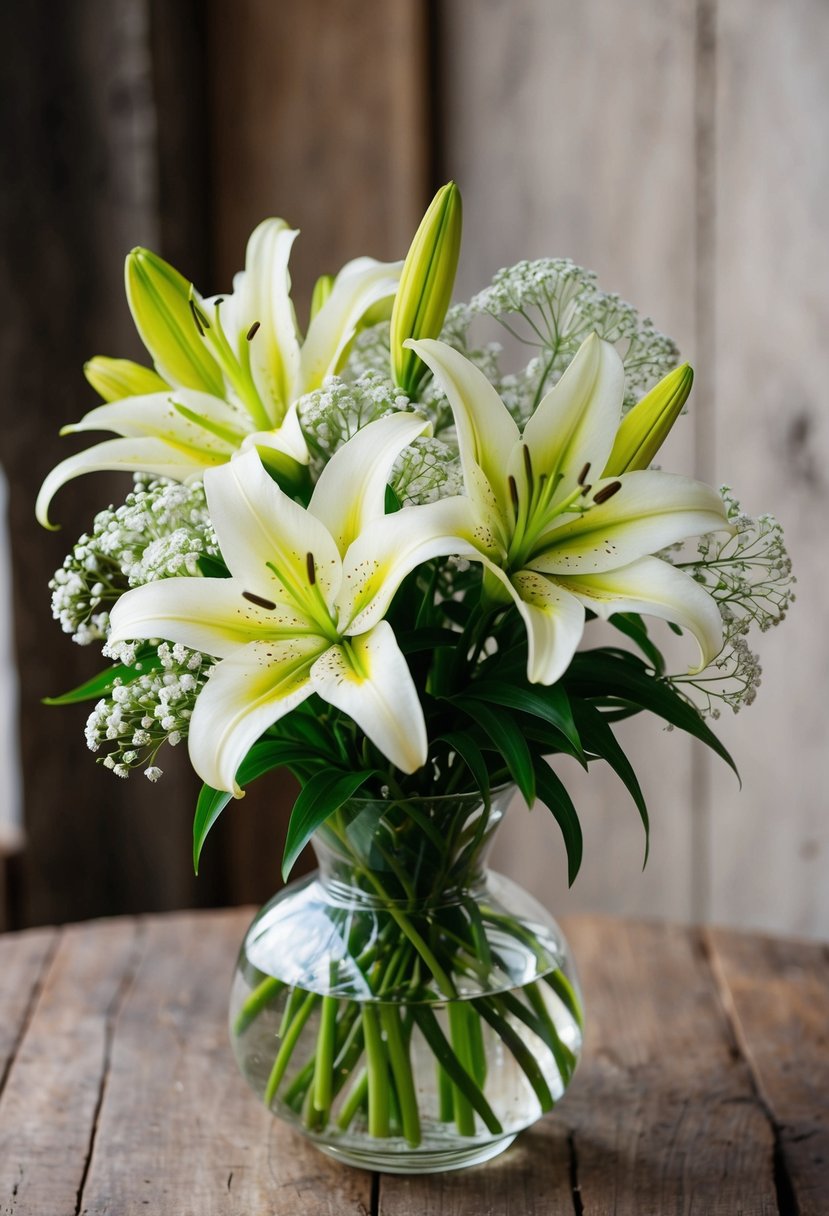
439, 0, 704, 925
705, 0, 829, 939
0, 919, 140, 1214
379, 916, 782, 1214
707, 928, 829, 1216
0, 911, 826, 1213
77, 910, 373, 1216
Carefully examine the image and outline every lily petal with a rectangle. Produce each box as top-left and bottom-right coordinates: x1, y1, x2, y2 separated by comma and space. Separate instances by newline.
531, 470, 731, 575
555, 556, 724, 673
309, 412, 432, 553
108, 576, 316, 659
300, 256, 402, 393
518, 333, 624, 502
203, 449, 342, 612
311, 621, 427, 773
188, 638, 325, 794
407, 338, 519, 525
338, 496, 480, 634
216, 219, 302, 420
483, 562, 586, 685
62, 390, 247, 452
36, 436, 221, 528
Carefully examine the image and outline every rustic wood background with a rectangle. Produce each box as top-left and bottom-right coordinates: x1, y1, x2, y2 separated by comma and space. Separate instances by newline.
1, 0, 826, 937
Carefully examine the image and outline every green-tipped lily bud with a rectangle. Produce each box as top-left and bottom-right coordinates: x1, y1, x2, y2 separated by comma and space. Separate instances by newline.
390, 181, 462, 397
84, 356, 168, 402
125, 248, 224, 397
603, 362, 694, 475
310, 273, 334, 322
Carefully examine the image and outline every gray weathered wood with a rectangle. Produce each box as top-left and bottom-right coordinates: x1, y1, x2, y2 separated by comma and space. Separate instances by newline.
705, 0, 829, 939
78, 911, 372, 1216
440, 0, 703, 924
379, 916, 782, 1214
0, 920, 139, 1214
707, 927, 829, 1216
0, 927, 57, 1093
0, 911, 826, 1212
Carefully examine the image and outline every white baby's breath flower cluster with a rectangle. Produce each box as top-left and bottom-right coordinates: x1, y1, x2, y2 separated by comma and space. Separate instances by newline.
298, 372, 411, 469
467, 259, 679, 416
669, 488, 794, 716
50, 478, 217, 644
392, 437, 463, 505
85, 642, 211, 779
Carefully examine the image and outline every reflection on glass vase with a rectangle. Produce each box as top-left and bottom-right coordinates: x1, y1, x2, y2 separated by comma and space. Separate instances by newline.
229, 786, 583, 1174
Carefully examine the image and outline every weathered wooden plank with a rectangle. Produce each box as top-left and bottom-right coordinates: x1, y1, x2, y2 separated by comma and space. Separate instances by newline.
0, 926, 58, 1094
0, 918, 140, 1215
439, 0, 703, 925
707, 928, 829, 1216
203, 0, 431, 908
379, 917, 780, 1214
707, 0, 829, 939
0, 0, 211, 929
78, 909, 372, 1215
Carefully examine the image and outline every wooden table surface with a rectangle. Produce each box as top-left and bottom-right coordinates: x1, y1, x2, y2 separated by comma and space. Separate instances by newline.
0, 910, 826, 1215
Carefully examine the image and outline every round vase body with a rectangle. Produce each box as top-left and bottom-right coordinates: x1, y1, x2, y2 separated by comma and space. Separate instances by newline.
229, 788, 583, 1173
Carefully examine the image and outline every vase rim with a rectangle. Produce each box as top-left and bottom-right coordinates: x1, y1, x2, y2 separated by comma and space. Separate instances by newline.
336, 782, 514, 809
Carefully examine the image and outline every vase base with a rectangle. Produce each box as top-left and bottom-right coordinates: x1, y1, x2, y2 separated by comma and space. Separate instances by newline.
312, 1132, 518, 1175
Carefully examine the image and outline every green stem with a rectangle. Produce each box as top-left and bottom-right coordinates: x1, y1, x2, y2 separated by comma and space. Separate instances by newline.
362, 1005, 390, 1138
447, 1003, 476, 1135
380, 1005, 421, 1147
233, 975, 284, 1036
312, 996, 338, 1116
336, 1066, 368, 1130
264, 991, 318, 1107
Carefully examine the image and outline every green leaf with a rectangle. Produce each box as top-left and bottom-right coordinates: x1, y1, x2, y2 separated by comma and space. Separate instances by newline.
43, 648, 162, 705
463, 680, 583, 756
282, 769, 377, 880
193, 739, 321, 873
436, 730, 491, 802
197, 552, 231, 579
411, 1006, 503, 1135
609, 613, 665, 674
384, 483, 403, 514
532, 759, 583, 886
566, 650, 739, 780
573, 701, 650, 865
475, 998, 555, 1111
451, 696, 535, 806
398, 627, 461, 656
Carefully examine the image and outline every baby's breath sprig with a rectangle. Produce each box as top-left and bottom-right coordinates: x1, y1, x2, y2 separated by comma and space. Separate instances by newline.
50, 478, 217, 645
667, 488, 794, 715
85, 642, 211, 780
297, 372, 411, 470
468, 259, 679, 416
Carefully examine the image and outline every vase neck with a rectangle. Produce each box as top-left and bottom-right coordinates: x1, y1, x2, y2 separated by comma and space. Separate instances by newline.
311, 787, 513, 906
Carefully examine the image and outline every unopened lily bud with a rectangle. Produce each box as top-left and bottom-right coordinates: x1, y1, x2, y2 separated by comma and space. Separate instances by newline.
125, 248, 224, 397
603, 363, 693, 475
310, 274, 334, 321
390, 181, 462, 397
84, 356, 168, 402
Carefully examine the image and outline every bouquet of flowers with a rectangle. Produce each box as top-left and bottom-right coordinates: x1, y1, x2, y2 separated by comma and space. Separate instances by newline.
40, 184, 793, 1169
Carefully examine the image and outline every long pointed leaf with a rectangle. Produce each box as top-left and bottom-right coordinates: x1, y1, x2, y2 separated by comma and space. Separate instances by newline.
532, 759, 583, 886
463, 681, 583, 756
282, 769, 377, 880
451, 696, 536, 806
573, 701, 650, 865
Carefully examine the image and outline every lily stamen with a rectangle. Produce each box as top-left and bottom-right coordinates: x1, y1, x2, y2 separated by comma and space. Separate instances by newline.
577, 462, 591, 486
246, 321, 261, 341
306, 552, 317, 586
242, 590, 277, 611
593, 481, 623, 505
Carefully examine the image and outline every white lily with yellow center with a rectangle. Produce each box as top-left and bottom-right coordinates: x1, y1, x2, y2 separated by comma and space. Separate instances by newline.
107, 414, 474, 793
37, 220, 401, 526
409, 334, 731, 684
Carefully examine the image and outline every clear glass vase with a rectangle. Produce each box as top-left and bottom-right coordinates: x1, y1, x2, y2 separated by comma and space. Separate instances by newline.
228, 786, 583, 1173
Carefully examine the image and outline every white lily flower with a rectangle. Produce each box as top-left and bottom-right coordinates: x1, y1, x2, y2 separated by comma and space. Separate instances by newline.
408, 334, 731, 684
107, 416, 476, 793
37, 221, 402, 527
